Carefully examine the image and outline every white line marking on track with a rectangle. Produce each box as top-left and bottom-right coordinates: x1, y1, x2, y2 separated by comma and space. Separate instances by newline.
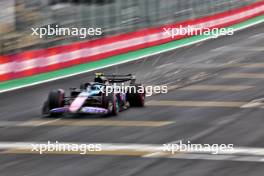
0, 120, 175, 127
241, 98, 264, 108
1, 142, 264, 162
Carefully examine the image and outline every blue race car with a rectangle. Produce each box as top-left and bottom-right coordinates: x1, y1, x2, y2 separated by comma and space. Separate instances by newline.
42, 73, 145, 117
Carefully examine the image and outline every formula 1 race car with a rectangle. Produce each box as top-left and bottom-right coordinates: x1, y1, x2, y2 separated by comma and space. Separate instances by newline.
42, 73, 145, 117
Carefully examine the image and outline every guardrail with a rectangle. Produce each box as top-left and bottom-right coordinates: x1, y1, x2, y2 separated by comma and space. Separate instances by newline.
0, 1, 264, 82
2, 0, 257, 54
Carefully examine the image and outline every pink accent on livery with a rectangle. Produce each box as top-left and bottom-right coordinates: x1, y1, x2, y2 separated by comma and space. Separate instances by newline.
69, 92, 89, 113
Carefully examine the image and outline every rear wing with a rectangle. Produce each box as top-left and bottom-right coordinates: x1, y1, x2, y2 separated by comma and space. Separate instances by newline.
95, 73, 136, 83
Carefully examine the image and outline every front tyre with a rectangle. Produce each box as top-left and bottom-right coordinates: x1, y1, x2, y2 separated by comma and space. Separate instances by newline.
102, 93, 119, 116
46, 89, 65, 116
111, 94, 119, 116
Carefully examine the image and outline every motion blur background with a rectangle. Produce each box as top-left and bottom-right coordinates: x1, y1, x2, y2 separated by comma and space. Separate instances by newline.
1, 1, 264, 175
0, 0, 259, 55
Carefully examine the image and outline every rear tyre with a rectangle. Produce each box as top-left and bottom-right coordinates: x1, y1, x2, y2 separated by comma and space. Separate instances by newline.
127, 83, 145, 107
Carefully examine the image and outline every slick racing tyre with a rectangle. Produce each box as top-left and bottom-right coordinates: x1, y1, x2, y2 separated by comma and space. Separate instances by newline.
47, 89, 65, 116
102, 93, 119, 116
127, 83, 145, 107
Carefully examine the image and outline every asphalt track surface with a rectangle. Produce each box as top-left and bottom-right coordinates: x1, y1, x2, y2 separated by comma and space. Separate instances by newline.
0, 22, 264, 176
